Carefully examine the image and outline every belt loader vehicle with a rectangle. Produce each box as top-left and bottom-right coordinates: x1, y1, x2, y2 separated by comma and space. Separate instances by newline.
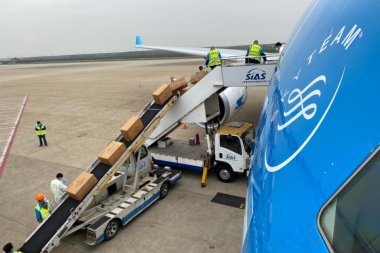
75, 148, 181, 245
19, 96, 182, 253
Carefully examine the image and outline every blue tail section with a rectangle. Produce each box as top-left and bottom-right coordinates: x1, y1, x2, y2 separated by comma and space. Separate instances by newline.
135, 36, 143, 46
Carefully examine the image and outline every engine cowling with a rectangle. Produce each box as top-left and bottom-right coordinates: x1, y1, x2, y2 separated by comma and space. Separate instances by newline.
196, 86, 248, 128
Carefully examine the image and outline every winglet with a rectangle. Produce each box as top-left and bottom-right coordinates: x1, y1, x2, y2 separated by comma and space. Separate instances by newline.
135, 36, 143, 47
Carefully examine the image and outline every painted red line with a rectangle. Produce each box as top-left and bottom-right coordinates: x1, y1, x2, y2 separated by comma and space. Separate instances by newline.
0, 96, 28, 178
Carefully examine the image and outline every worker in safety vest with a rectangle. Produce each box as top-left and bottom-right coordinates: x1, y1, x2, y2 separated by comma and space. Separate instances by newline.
35, 193, 51, 223
35, 121, 47, 147
2, 242, 22, 253
205, 46, 222, 70
50, 173, 67, 202
196, 66, 209, 74
245, 40, 267, 64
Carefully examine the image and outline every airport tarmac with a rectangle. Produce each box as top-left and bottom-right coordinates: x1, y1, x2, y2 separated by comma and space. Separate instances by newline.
0, 58, 267, 253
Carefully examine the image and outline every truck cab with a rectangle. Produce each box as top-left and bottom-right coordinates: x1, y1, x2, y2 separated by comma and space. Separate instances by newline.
214, 122, 254, 183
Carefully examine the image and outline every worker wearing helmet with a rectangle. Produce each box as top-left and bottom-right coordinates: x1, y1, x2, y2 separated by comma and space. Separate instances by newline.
35, 193, 51, 223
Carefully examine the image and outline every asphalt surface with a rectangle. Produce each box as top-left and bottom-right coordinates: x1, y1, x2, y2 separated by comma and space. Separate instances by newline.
0, 59, 267, 253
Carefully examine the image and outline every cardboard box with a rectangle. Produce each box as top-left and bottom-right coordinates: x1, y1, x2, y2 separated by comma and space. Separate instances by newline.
169, 76, 187, 93
66, 171, 98, 201
152, 83, 172, 105
98, 141, 127, 166
190, 71, 207, 84
180, 87, 191, 96
120, 116, 144, 141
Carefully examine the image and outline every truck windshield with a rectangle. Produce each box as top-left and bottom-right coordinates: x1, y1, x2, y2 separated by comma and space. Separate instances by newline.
319, 146, 380, 252
242, 127, 254, 153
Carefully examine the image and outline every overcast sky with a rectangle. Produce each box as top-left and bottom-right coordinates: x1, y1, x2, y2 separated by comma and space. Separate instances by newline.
0, 0, 312, 58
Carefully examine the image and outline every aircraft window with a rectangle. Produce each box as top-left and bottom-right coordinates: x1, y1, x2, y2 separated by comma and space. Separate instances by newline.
319, 146, 380, 253
220, 135, 242, 155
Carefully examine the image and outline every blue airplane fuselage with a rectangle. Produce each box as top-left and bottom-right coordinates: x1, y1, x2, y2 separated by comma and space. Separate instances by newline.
242, 0, 380, 252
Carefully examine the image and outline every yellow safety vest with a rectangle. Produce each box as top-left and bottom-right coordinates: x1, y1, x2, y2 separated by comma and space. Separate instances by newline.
208, 50, 221, 67
248, 44, 262, 62
35, 201, 51, 221
35, 124, 46, 136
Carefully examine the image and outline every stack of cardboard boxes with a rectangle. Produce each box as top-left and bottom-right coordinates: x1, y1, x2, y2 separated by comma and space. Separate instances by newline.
152, 76, 188, 105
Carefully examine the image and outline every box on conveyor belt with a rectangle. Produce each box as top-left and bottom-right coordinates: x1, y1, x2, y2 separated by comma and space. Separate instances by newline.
152, 83, 172, 105
98, 141, 127, 166
190, 71, 207, 84
120, 116, 144, 141
180, 86, 191, 96
66, 171, 98, 201
169, 76, 187, 93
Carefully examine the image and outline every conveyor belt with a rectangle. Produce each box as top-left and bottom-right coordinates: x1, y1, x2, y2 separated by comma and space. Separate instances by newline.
19, 102, 165, 253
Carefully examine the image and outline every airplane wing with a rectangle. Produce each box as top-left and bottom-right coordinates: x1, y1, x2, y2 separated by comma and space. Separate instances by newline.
135, 36, 279, 60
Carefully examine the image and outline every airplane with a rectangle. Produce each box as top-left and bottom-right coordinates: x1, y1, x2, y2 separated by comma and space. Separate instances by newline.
241, 0, 380, 252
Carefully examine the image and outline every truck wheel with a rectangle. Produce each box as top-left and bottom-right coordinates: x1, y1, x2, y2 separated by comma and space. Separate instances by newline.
216, 164, 235, 183
159, 181, 169, 199
104, 219, 120, 241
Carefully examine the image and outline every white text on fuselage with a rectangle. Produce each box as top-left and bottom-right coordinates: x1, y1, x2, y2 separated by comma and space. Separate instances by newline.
279, 24, 362, 130
265, 24, 362, 172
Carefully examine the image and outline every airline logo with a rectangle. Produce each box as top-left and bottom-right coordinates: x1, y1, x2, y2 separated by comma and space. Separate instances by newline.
235, 94, 245, 110
265, 24, 363, 172
243, 68, 267, 84
138, 161, 146, 170
226, 153, 237, 160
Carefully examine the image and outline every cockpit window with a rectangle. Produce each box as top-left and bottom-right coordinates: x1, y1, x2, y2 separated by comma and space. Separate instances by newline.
319, 146, 380, 252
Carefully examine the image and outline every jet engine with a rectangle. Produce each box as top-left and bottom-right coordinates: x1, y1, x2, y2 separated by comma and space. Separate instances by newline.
196, 86, 248, 128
